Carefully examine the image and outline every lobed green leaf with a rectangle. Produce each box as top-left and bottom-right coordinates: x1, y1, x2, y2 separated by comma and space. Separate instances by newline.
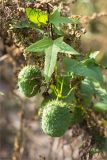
25, 37, 53, 52
63, 57, 103, 84
49, 9, 80, 27
44, 45, 60, 81
95, 102, 107, 112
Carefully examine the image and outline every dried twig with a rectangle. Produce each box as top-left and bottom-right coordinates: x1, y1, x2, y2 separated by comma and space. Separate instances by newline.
1, 0, 4, 10
48, 138, 54, 160
61, 137, 65, 160
72, 11, 107, 25
0, 54, 9, 62
12, 98, 24, 160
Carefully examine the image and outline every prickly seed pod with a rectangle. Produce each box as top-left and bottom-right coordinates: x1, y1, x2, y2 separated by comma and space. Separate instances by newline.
18, 65, 42, 97
41, 100, 72, 137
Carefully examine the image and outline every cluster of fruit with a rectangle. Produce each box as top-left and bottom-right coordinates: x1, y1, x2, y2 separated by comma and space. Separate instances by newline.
18, 65, 83, 137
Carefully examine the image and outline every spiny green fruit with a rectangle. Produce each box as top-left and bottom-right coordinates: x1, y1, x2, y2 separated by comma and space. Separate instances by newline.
18, 65, 41, 97
41, 100, 72, 137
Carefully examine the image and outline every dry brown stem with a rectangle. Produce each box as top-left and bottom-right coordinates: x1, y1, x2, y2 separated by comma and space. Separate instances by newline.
72, 11, 107, 25
81, 11, 107, 24
12, 102, 24, 160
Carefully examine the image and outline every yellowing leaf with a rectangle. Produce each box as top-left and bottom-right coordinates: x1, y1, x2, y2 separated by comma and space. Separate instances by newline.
26, 8, 48, 25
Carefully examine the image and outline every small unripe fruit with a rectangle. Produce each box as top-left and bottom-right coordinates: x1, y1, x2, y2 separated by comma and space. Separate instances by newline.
18, 65, 41, 97
41, 100, 72, 137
